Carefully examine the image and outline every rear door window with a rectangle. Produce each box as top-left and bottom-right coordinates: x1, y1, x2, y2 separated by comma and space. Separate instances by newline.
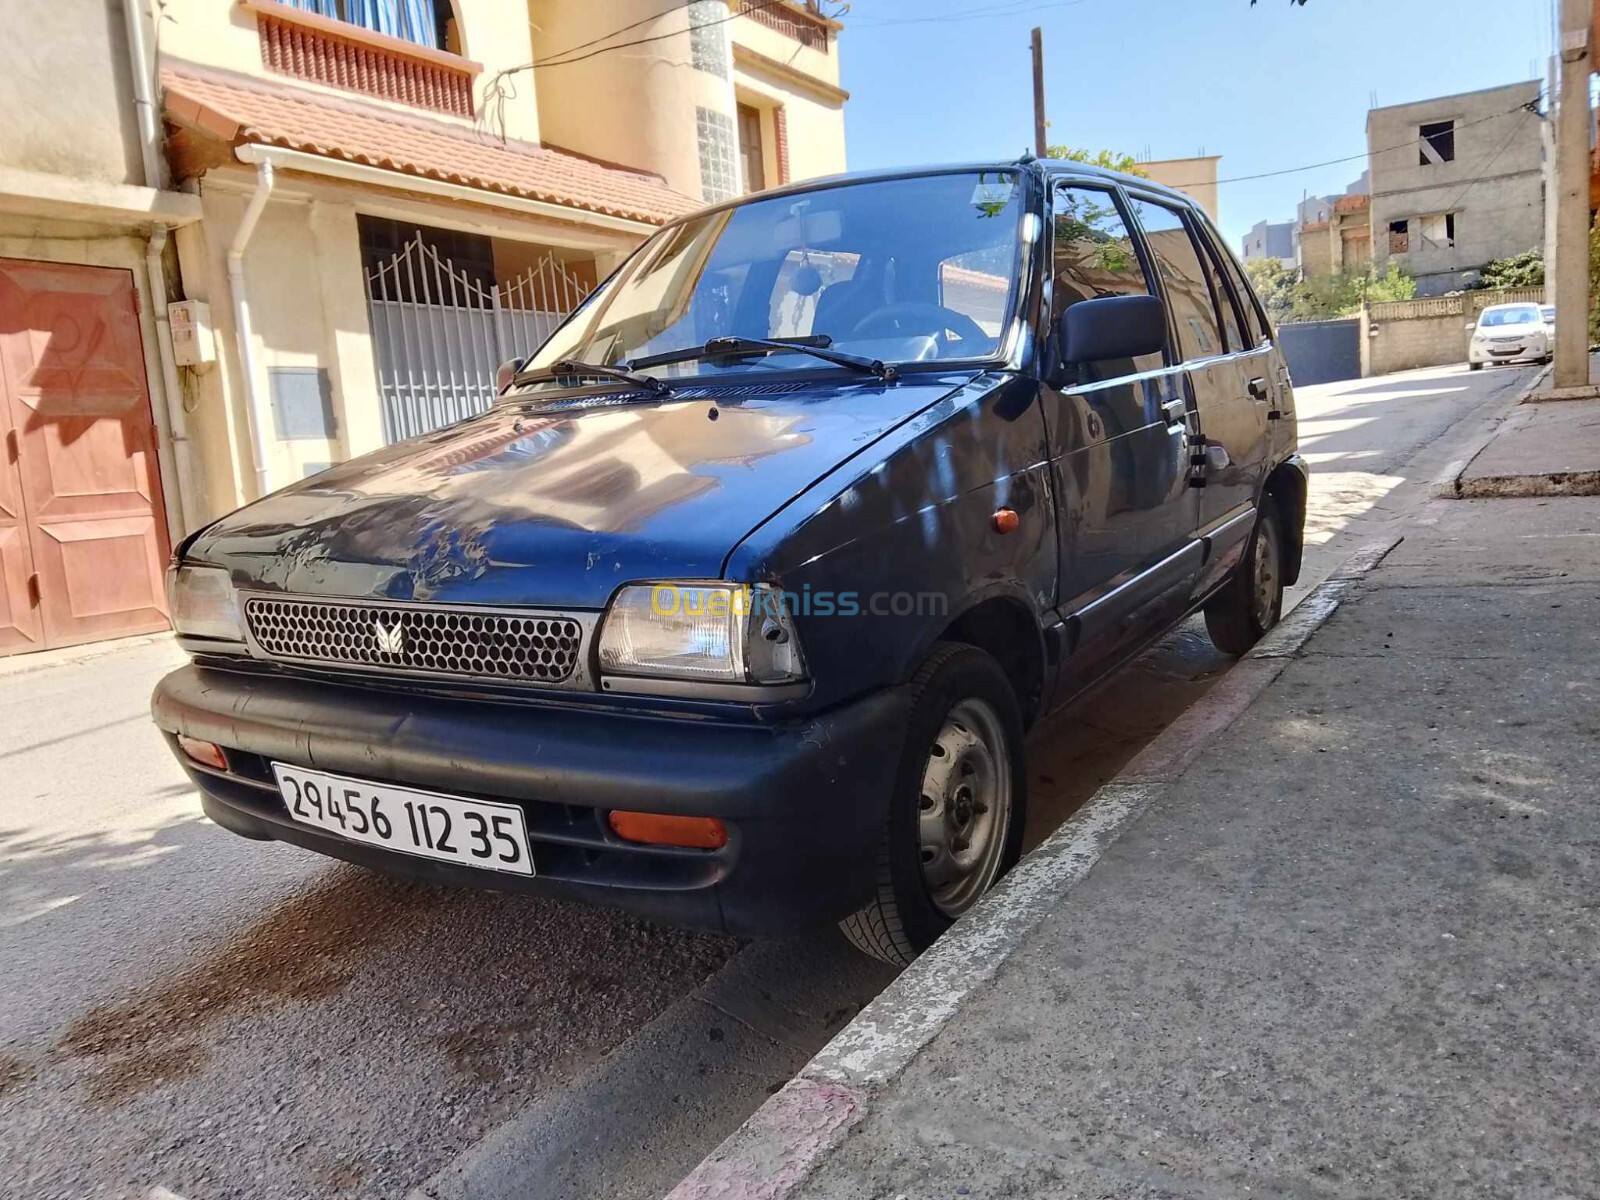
1127, 197, 1225, 363
1194, 219, 1270, 350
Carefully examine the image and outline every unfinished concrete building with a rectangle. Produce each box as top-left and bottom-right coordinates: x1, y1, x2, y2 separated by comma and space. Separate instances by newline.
1368, 81, 1543, 296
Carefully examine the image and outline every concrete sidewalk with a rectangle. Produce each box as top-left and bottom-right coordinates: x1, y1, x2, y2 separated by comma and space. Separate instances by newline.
676, 495, 1600, 1197
1446, 361, 1600, 498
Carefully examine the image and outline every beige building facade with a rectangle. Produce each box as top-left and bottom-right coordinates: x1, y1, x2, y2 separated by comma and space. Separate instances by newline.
1139, 156, 1222, 225
0, 0, 849, 656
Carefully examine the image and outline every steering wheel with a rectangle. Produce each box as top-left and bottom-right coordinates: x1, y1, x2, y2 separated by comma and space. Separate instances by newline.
850, 303, 990, 351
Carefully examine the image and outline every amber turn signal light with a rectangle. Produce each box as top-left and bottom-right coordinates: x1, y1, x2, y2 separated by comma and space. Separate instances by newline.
608, 810, 728, 849
176, 735, 228, 771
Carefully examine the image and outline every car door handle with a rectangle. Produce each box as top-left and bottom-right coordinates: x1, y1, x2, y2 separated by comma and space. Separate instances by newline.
1248, 377, 1269, 401
1161, 397, 1187, 424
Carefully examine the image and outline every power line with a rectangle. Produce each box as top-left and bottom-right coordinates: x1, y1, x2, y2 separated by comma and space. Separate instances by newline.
1171, 98, 1543, 190
1437, 104, 1538, 216
535, 0, 816, 71
477, 0, 821, 143
849, 0, 1089, 26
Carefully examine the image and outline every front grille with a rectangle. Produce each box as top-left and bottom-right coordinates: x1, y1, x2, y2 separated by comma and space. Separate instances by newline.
244, 596, 584, 684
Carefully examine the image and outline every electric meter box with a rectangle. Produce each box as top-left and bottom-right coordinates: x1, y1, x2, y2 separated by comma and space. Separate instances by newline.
169, 300, 216, 366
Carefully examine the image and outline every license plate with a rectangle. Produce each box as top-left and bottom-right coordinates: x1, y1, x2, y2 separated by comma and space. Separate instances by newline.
272, 764, 535, 876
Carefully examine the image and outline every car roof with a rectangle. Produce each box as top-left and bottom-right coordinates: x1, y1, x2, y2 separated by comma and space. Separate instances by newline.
1480, 302, 1542, 315
675, 158, 1202, 224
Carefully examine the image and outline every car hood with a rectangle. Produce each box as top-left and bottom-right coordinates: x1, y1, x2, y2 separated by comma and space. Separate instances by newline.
187, 374, 979, 610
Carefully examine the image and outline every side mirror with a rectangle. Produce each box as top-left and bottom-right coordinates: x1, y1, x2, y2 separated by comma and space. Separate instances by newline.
495, 357, 525, 393
1057, 294, 1168, 372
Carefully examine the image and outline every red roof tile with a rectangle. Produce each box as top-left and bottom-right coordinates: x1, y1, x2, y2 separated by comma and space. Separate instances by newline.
161, 68, 698, 226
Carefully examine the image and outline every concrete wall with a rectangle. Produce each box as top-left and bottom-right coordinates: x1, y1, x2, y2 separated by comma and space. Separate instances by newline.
1299, 223, 1335, 279
1369, 81, 1544, 296
1362, 287, 1546, 377
1140, 157, 1221, 224
0, 0, 146, 186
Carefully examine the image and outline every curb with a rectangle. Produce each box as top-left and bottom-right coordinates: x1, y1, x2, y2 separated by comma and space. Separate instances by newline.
0, 630, 176, 678
1430, 364, 1551, 499
1453, 468, 1600, 499
666, 534, 1405, 1200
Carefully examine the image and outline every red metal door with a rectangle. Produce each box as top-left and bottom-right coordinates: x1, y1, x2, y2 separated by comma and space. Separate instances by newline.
0, 387, 42, 655
0, 259, 169, 654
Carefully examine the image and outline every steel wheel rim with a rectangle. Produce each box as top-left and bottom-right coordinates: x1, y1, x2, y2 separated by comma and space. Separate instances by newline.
1252, 520, 1280, 628
917, 697, 1012, 918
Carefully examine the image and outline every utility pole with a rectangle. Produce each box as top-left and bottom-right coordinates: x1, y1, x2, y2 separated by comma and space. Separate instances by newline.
1031, 27, 1048, 157
1552, 0, 1592, 389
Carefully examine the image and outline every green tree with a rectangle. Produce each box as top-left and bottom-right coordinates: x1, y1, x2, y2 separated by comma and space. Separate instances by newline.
1043, 147, 1148, 178
1589, 215, 1600, 346
1245, 258, 1296, 324
1363, 262, 1418, 304
1475, 250, 1545, 290
1265, 263, 1417, 323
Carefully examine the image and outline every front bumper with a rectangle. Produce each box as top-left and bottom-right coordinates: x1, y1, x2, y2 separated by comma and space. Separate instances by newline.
1470, 338, 1547, 364
152, 665, 908, 936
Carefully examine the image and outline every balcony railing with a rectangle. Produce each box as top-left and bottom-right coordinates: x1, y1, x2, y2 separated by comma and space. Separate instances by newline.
244, 0, 479, 117
737, 1, 834, 54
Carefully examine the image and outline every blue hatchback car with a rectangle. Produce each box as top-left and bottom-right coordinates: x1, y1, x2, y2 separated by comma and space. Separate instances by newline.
154, 160, 1307, 964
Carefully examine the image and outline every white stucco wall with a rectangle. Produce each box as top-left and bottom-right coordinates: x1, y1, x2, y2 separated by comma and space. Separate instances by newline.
0, 0, 146, 186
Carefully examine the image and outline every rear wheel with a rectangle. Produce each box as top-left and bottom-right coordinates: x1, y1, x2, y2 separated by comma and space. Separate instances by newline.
840, 643, 1027, 966
1204, 496, 1285, 657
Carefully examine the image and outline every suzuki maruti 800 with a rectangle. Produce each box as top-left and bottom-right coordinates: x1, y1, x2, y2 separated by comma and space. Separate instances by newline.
154, 161, 1307, 964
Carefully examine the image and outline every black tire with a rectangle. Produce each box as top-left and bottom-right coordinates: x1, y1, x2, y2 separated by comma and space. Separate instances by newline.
1204, 495, 1285, 657
1470, 362, 1484, 371
840, 643, 1028, 966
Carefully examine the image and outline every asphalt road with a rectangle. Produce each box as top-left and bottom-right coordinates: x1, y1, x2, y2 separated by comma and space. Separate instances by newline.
0, 363, 1534, 1200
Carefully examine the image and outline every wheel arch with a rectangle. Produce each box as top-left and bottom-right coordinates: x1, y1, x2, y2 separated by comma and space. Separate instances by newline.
916, 589, 1047, 727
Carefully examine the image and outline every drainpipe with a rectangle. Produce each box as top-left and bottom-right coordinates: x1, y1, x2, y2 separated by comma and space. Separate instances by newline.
145, 228, 201, 534
120, 0, 164, 191
227, 159, 276, 499
121, 0, 198, 534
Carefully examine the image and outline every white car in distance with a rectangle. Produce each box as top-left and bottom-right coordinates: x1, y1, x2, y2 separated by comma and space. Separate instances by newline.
1469, 303, 1551, 371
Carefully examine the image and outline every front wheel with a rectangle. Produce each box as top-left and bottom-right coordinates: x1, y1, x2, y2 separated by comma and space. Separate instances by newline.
1470, 361, 1484, 371
840, 643, 1027, 966
1204, 496, 1285, 657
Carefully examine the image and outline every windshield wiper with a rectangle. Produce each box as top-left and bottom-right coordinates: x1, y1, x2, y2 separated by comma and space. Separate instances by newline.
513, 359, 671, 395
628, 336, 898, 383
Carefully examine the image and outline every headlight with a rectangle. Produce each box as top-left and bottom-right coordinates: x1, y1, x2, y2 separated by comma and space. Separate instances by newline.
598, 583, 806, 687
168, 564, 244, 643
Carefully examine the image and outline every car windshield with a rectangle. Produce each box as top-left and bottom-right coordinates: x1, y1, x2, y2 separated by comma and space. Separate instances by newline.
513, 171, 1026, 388
1479, 306, 1542, 328
1542, 306, 1556, 321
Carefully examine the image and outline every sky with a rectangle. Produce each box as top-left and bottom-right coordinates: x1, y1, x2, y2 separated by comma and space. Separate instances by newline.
837, 0, 1554, 250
